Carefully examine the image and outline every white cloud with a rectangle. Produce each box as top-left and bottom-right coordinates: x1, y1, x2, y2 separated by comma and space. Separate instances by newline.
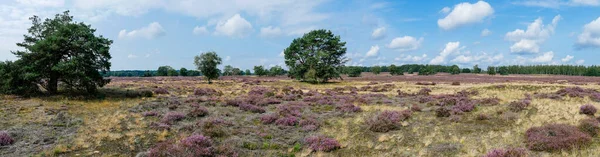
260, 26, 282, 38
127, 54, 138, 58
118, 22, 166, 39
224, 56, 231, 61
514, 0, 600, 8
365, 45, 380, 57
386, 36, 424, 51
561, 55, 574, 62
371, 27, 386, 40
430, 42, 461, 64
287, 26, 318, 36
440, 7, 451, 14
451, 53, 504, 65
571, 0, 600, 6
16, 0, 65, 7
575, 17, 600, 49
576, 59, 585, 65
505, 15, 561, 54
531, 51, 554, 63
279, 51, 284, 57
193, 26, 209, 35
215, 14, 253, 38
437, 1, 494, 30
74, 0, 164, 17
481, 29, 492, 37
395, 54, 428, 63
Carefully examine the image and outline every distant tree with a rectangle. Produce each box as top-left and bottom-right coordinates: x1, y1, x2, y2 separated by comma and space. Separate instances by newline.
232, 68, 242, 75
1, 11, 113, 94
222, 65, 233, 76
157, 66, 173, 76
254, 66, 268, 76
450, 65, 460, 75
167, 68, 178, 76
347, 66, 363, 77
461, 68, 471, 73
269, 66, 285, 76
179, 68, 188, 76
188, 70, 201, 76
194, 51, 222, 84
284, 29, 347, 83
498, 67, 509, 75
488, 66, 496, 75
245, 69, 252, 76
142, 71, 153, 77
371, 66, 382, 75
473, 64, 481, 73
389, 64, 403, 75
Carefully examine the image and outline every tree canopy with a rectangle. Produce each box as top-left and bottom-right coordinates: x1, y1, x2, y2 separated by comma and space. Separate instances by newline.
194, 52, 222, 83
283, 29, 347, 83
1, 11, 112, 94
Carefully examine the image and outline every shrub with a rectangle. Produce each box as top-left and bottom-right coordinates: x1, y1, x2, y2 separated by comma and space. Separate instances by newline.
578, 118, 600, 137
304, 135, 340, 152
0, 131, 14, 146
260, 114, 279, 124
367, 110, 411, 132
239, 103, 266, 113
188, 106, 209, 117
525, 124, 591, 151
154, 87, 169, 94
199, 118, 230, 137
478, 97, 501, 106
142, 111, 159, 117
179, 135, 214, 156
452, 102, 475, 113
275, 116, 299, 126
299, 118, 320, 132
591, 93, 600, 102
436, 107, 451, 117
411, 104, 422, 112
451, 82, 460, 86
508, 100, 530, 112
417, 88, 432, 95
194, 88, 219, 96
483, 147, 527, 157
336, 104, 362, 113
277, 104, 303, 117
579, 104, 597, 116
161, 112, 185, 124
476, 114, 490, 121
224, 98, 243, 107
147, 141, 180, 157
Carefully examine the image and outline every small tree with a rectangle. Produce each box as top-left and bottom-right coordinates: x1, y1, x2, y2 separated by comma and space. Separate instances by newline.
179, 68, 188, 76
194, 52, 222, 84
450, 65, 460, 75
461, 68, 471, 73
498, 66, 509, 75
347, 66, 363, 77
232, 68, 242, 75
488, 66, 497, 75
222, 65, 234, 76
157, 66, 173, 76
473, 64, 481, 73
389, 64, 403, 76
284, 29, 347, 83
371, 66, 381, 75
254, 66, 267, 76
245, 69, 252, 75
167, 68, 178, 76
269, 66, 285, 76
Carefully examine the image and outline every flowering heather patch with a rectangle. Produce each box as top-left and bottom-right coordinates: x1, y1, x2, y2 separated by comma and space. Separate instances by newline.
147, 141, 180, 157
179, 135, 214, 156
525, 124, 591, 151
556, 87, 598, 98
436, 107, 451, 117
277, 104, 303, 117
411, 104, 422, 112
188, 106, 209, 117
260, 114, 279, 124
299, 118, 320, 132
367, 110, 411, 132
149, 122, 171, 131
336, 104, 362, 113
199, 118, 230, 137
0, 131, 14, 146
579, 104, 597, 116
256, 98, 282, 106
154, 87, 169, 94
161, 112, 186, 124
248, 86, 274, 97
417, 88, 432, 95
304, 135, 341, 152
477, 97, 501, 106
578, 118, 600, 137
224, 98, 243, 107
239, 103, 266, 113
194, 88, 220, 96
452, 101, 476, 113
142, 111, 159, 117
275, 116, 299, 126
483, 148, 527, 157
508, 99, 531, 112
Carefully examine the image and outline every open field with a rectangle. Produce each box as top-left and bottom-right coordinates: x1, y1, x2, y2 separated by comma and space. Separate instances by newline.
2, 74, 600, 157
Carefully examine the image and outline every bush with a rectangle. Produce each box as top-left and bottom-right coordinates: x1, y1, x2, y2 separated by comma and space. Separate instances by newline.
199, 118, 230, 137
239, 103, 266, 113
578, 118, 600, 137
0, 131, 14, 146
451, 82, 460, 86
299, 118, 320, 132
275, 116, 299, 126
579, 104, 597, 116
154, 87, 169, 94
142, 111, 159, 117
525, 124, 591, 151
161, 112, 185, 124
304, 135, 341, 152
336, 104, 362, 113
367, 110, 411, 132
277, 104, 303, 117
260, 114, 279, 124
188, 106, 209, 117
436, 107, 451, 117
483, 147, 527, 157
508, 100, 530, 112
179, 135, 214, 156
417, 88, 432, 95
194, 88, 219, 96
147, 141, 180, 157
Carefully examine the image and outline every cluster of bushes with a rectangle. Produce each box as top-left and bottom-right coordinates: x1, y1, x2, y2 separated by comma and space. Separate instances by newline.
253, 65, 286, 77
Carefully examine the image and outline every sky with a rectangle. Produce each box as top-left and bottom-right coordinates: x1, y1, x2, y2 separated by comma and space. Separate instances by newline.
1, 0, 600, 70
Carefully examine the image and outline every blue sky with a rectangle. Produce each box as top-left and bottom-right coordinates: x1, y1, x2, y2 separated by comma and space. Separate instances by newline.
1, 0, 599, 70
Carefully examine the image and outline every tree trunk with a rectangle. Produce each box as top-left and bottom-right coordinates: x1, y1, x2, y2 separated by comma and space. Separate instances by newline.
48, 73, 58, 94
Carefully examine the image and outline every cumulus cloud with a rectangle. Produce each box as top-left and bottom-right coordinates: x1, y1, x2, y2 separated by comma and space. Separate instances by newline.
16, 0, 65, 7
561, 55, 574, 62
193, 26, 209, 35
118, 22, 166, 39
513, 0, 600, 8
215, 14, 253, 38
259, 26, 282, 38
531, 51, 554, 63
505, 15, 561, 54
365, 45, 380, 57
437, 1, 494, 30
481, 29, 492, 37
386, 36, 424, 51
451, 53, 504, 65
371, 27, 386, 40
575, 17, 600, 49
395, 54, 428, 63
439, 7, 451, 14
430, 42, 461, 64
576, 59, 585, 65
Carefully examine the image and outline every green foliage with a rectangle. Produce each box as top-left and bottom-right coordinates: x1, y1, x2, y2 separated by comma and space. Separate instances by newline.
222, 65, 234, 76
284, 29, 347, 83
473, 64, 481, 73
346, 66, 363, 77
389, 64, 403, 75
461, 68, 471, 73
418, 66, 436, 75
157, 66, 173, 76
179, 68, 188, 76
167, 68, 178, 76
269, 66, 285, 76
232, 68, 242, 75
498, 66, 509, 75
450, 65, 460, 75
245, 69, 252, 75
371, 66, 381, 75
488, 66, 497, 75
254, 66, 268, 76
194, 51, 222, 83
2, 11, 112, 94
